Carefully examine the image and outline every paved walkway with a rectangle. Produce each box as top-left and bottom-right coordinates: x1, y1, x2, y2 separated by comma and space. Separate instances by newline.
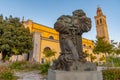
15, 71, 47, 80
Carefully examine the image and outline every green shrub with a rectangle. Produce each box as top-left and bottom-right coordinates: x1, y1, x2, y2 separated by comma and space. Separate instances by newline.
102, 68, 120, 80
5, 55, 10, 61
9, 61, 27, 70
39, 62, 50, 75
0, 71, 14, 80
0, 66, 17, 80
9, 61, 41, 71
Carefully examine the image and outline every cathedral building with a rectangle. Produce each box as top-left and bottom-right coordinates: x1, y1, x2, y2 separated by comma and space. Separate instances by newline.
23, 20, 94, 63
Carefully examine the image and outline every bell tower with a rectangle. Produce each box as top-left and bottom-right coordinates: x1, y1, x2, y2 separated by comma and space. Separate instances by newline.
94, 7, 109, 42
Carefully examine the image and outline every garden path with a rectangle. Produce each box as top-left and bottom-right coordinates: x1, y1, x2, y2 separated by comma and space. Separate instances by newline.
15, 71, 47, 80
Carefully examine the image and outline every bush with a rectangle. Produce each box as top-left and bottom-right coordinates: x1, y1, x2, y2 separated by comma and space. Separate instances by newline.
9, 61, 27, 70
39, 62, 50, 75
9, 61, 41, 71
102, 68, 120, 80
0, 66, 17, 80
0, 71, 14, 80
5, 55, 10, 61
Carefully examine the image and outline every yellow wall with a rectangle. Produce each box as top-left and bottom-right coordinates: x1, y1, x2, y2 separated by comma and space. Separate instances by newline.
40, 39, 60, 61
23, 20, 97, 63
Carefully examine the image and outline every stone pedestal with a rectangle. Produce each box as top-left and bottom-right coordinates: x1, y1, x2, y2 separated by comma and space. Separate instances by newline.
48, 69, 103, 80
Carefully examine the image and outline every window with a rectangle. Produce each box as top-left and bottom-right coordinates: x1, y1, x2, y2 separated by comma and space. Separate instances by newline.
49, 36, 54, 40
97, 20, 99, 25
44, 47, 51, 51
100, 19, 102, 24
89, 46, 92, 48
83, 44, 86, 47
41, 58, 44, 63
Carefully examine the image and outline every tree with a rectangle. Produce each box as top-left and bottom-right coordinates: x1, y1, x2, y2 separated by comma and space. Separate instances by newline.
89, 54, 97, 62
84, 50, 96, 62
0, 15, 33, 61
93, 37, 113, 66
43, 49, 56, 62
93, 37, 113, 55
40, 49, 56, 76
99, 56, 106, 62
107, 41, 120, 67
113, 42, 120, 56
84, 50, 89, 59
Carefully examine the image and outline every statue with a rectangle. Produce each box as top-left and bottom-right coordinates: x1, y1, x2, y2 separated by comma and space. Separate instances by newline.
51, 9, 96, 71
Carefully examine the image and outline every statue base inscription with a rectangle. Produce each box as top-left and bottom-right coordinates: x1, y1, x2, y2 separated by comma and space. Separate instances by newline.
48, 69, 103, 80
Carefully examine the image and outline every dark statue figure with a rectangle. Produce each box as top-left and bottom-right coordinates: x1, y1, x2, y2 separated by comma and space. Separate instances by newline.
51, 9, 96, 71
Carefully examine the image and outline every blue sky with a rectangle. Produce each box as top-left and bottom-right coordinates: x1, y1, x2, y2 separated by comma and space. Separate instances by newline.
0, 0, 120, 42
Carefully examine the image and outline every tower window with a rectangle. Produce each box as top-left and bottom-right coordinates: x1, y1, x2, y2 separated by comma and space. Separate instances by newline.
97, 20, 99, 25
100, 19, 102, 24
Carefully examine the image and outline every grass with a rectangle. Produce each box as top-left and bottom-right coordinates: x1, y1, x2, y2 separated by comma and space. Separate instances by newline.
0, 61, 51, 80
9, 61, 41, 72
0, 66, 17, 80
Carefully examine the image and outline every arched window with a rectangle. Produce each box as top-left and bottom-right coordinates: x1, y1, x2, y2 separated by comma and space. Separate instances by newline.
44, 47, 51, 51
100, 19, 102, 24
89, 46, 92, 48
49, 36, 54, 40
97, 20, 99, 25
83, 44, 86, 47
